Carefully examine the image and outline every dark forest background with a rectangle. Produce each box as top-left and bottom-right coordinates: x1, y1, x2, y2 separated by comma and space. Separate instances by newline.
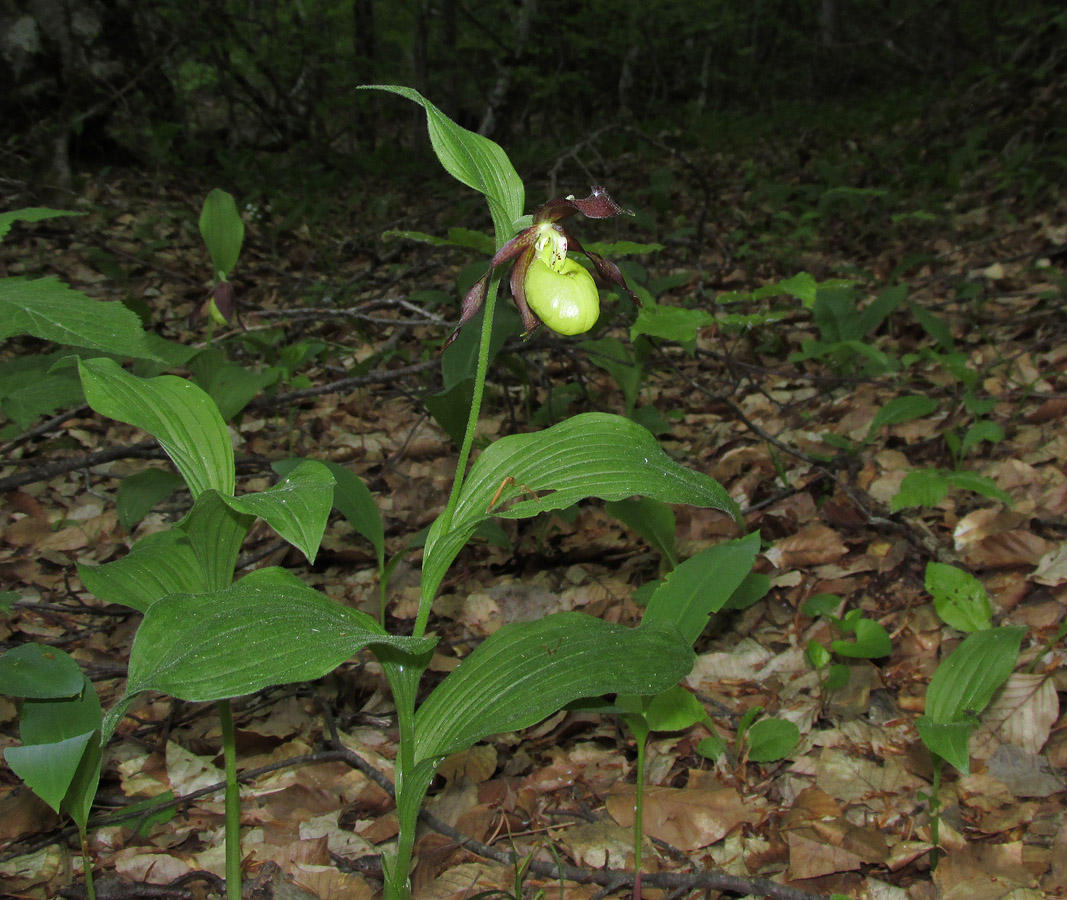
2, 0, 1064, 206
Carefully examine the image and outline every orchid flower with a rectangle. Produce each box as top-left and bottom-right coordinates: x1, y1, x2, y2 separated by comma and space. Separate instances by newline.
448, 186, 640, 345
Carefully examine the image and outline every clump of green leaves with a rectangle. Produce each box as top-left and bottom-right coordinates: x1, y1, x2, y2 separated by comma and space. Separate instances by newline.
803, 593, 892, 693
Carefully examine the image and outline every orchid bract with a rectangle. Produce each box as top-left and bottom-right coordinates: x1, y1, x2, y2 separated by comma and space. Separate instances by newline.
449, 186, 640, 344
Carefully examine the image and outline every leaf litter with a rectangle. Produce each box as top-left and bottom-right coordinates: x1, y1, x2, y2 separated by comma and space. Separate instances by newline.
2, 85, 1067, 900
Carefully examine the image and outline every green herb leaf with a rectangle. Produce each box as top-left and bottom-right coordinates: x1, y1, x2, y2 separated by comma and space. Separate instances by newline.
1, 276, 160, 359
104, 567, 435, 741
198, 189, 244, 277
643, 533, 760, 645
79, 358, 235, 498
745, 717, 800, 762
423, 413, 741, 607
363, 85, 524, 241
925, 562, 993, 632
413, 615, 693, 762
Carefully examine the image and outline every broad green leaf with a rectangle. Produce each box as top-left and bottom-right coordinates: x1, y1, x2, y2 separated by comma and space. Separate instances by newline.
867, 395, 938, 440
201, 364, 282, 420
0, 591, 18, 612
116, 468, 185, 531
915, 718, 974, 774
275, 458, 385, 569
643, 533, 760, 645
643, 685, 708, 732
959, 420, 1004, 459
811, 286, 859, 342
925, 626, 1024, 724
806, 640, 831, 669
107, 567, 434, 739
745, 718, 800, 762
383, 227, 495, 254
424, 377, 475, 448
891, 468, 949, 511
925, 562, 992, 632
752, 272, 817, 306
20, 673, 102, 746
825, 663, 850, 690
630, 305, 714, 344
413, 614, 694, 763
856, 284, 907, 337
364, 85, 524, 240
945, 470, 1013, 507
696, 733, 726, 759
223, 460, 335, 563
722, 570, 771, 611
423, 413, 741, 606
802, 593, 841, 617
78, 358, 235, 498
0, 207, 82, 242
176, 491, 253, 591
606, 497, 677, 570
831, 618, 892, 658
11, 671, 103, 826
5, 732, 95, 814
737, 706, 763, 738
0, 276, 160, 359
0, 644, 84, 698
1, 369, 83, 429
198, 189, 244, 277
909, 302, 954, 352
78, 529, 206, 613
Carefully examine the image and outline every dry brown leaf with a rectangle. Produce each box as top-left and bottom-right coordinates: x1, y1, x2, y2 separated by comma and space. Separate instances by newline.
438, 745, 498, 784
786, 827, 865, 879
559, 818, 642, 870
605, 783, 753, 851
963, 530, 1058, 569
1031, 544, 1067, 586
972, 673, 1060, 759
934, 841, 1035, 900
764, 523, 848, 568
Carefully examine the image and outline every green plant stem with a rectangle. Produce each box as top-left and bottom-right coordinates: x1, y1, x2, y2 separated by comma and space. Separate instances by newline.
929, 760, 942, 871
78, 825, 96, 900
217, 699, 242, 900
633, 733, 646, 877
439, 281, 500, 538
413, 278, 500, 640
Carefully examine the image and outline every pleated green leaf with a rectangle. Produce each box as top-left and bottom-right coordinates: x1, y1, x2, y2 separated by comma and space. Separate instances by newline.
103, 567, 435, 742
643, 532, 760, 645
79, 358, 234, 498
413, 613, 693, 763
224, 460, 335, 563
361, 85, 524, 239
78, 530, 206, 613
925, 626, 1024, 724
423, 413, 741, 606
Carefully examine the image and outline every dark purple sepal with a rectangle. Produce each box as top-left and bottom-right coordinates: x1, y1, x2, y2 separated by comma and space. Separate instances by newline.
510, 248, 543, 336
566, 234, 641, 306
533, 186, 634, 224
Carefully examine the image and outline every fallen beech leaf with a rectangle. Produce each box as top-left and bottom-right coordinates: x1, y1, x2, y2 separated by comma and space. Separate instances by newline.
764, 524, 848, 568
963, 529, 1057, 568
605, 783, 753, 851
972, 673, 1059, 759
786, 827, 865, 879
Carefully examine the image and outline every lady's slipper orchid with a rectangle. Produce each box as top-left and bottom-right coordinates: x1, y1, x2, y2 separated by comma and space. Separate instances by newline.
448, 187, 640, 345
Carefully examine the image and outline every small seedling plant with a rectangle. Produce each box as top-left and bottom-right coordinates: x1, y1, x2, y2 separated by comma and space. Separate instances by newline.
1, 88, 743, 900
802, 593, 893, 696
914, 563, 1025, 866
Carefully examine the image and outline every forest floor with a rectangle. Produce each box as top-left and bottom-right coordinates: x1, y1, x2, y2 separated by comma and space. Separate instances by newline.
2, 71, 1067, 900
